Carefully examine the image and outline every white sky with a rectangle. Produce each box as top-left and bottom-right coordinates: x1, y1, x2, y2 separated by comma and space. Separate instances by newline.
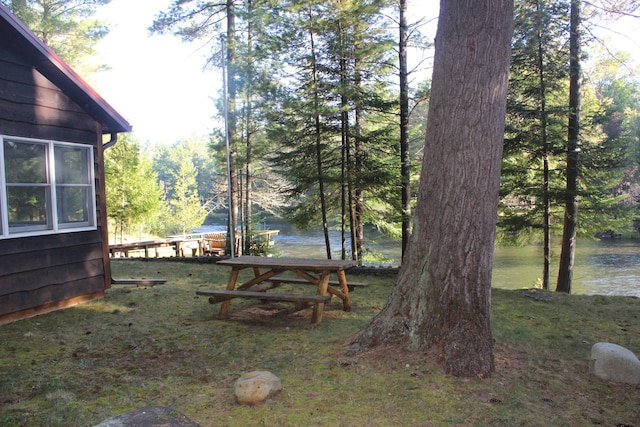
92, 0, 438, 145
91, 1, 637, 145
93, 0, 218, 145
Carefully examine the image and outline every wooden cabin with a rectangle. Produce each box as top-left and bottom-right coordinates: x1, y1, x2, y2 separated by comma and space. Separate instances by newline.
0, 5, 131, 324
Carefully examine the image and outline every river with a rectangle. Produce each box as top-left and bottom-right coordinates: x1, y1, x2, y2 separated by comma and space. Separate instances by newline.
195, 222, 640, 297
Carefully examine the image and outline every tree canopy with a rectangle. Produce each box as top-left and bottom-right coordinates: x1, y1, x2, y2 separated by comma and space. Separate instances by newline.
2, 0, 111, 75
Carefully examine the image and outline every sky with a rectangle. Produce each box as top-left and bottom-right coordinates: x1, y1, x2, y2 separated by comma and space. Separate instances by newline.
92, 0, 438, 145
93, 0, 219, 145
91, 1, 638, 146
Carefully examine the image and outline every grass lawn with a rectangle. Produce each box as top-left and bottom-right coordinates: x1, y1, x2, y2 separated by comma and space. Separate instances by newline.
1, 259, 639, 426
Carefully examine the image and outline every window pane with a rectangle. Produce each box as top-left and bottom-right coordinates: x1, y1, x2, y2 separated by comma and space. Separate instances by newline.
55, 146, 90, 184
57, 186, 90, 224
4, 140, 47, 183
7, 186, 49, 230
1, 138, 96, 237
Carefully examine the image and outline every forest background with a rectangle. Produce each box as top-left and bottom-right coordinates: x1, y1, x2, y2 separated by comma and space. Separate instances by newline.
4, 0, 640, 282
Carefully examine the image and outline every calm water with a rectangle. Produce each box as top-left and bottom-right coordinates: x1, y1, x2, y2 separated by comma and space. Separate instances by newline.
196, 222, 640, 297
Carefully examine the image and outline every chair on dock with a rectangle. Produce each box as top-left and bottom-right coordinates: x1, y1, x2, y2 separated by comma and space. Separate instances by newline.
202, 232, 226, 256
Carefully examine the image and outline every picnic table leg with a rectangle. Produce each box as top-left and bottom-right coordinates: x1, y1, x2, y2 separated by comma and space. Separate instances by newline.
337, 270, 351, 312
311, 270, 331, 324
219, 268, 240, 318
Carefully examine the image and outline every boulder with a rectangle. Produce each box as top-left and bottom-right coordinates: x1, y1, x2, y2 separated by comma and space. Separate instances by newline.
589, 342, 640, 385
92, 406, 199, 427
234, 370, 283, 405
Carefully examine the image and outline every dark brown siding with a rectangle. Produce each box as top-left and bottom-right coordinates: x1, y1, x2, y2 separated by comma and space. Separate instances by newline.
0, 41, 109, 323
0, 46, 98, 142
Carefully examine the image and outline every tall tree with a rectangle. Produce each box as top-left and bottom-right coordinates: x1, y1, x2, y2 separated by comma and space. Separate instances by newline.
500, 0, 639, 291
353, 0, 513, 377
224, 0, 240, 255
151, 0, 239, 252
232, 0, 283, 253
398, 0, 410, 261
169, 159, 207, 236
265, 1, 337, 258
270, 0, 397, 263
556, 0, 582, 293
104, 135, 162, 243
502, 0, 569, 289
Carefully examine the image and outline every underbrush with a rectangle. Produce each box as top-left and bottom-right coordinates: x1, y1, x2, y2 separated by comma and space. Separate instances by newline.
0, 259, 638, 426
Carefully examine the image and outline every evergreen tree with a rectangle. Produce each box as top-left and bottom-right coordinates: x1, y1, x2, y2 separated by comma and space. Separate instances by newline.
151, 136, 217, 210
267, 0, 347, 258
268, 0, 398, 263
233, 0, 286, 253
168, 159, 207, 236
502, 0, 638, 291
502, 0, 570, 289
151, 0, 240, 249
2, 0, 111, 75
104, 135, 162, 243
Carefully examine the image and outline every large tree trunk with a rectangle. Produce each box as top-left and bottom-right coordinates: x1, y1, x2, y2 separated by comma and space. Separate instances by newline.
556, 0, 582, 293
353, 0, 513, 378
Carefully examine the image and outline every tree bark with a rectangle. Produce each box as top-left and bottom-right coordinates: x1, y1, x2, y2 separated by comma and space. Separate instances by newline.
399, 0, 411, 262
243, 0, 254, 256
353, 0, 513, 378
535, 0, 551, 291
226, 0, 239, 255
556, 0, 582, 293
306, 11, 332, 260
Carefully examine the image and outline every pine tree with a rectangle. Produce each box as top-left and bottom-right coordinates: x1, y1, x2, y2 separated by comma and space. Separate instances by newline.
502, 0, 570, 289
268, 0, 398, 263
2, 0, 111, 75
169, 159, 207, 236
104, 135, 162, 243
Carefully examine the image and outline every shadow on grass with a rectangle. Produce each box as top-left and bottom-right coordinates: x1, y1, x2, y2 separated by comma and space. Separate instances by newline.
0, 259, 638, 426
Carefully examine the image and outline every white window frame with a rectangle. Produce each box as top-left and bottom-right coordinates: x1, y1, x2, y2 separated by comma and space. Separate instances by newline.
0, 135, 97, 239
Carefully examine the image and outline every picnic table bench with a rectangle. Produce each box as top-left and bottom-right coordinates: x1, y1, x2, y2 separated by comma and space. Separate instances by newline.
196, 256, 362, 324
266, 276, 368, 292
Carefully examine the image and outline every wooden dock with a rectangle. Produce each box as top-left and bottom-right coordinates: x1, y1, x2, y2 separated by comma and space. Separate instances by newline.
108, 238, 199, 258
109, 230, 279, 258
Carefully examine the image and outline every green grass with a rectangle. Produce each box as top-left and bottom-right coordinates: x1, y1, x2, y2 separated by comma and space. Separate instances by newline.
1, 259, 639, 426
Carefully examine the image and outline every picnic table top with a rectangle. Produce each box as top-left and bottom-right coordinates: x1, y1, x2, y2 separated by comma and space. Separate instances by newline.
216, 256, 357, 271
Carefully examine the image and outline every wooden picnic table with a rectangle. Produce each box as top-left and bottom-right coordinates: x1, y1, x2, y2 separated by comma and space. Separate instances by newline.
196, 256, 362, 324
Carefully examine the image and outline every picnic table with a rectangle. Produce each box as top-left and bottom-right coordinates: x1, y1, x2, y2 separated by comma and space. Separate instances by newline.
196, 256, 365, 324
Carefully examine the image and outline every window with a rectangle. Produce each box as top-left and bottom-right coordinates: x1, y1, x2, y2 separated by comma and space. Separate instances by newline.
0, 136, 96, 238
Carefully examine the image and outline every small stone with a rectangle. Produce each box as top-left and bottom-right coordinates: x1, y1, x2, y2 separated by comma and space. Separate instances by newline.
234, 370, 283, 405
92, 406, 199, 427
589, 342, 640, 385
521, 289, 553, 302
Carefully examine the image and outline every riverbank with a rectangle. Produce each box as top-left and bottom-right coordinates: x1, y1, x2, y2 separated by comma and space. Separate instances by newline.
0, 260, 638, 426
119, 221, 640, 296
112, 238, 640, 297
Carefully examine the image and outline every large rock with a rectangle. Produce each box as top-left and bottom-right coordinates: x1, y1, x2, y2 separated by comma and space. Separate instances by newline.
93, 406, 199, 427
234, 370, 283, 405
589, 342, 640, 385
